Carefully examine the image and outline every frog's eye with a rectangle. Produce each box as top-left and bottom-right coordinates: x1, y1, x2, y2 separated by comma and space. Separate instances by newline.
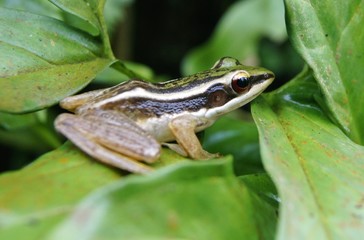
231, 72, 251, 93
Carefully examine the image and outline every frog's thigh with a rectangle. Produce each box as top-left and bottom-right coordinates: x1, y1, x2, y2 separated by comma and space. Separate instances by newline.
81, 109, 148, 136
168, 115, 218, 160
80, 109, 161, 162
55, 113, 155, 173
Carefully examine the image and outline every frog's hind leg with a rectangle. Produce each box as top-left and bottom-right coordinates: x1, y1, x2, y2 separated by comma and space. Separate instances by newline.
80, 110, 161, 163
55, 110, 160, 173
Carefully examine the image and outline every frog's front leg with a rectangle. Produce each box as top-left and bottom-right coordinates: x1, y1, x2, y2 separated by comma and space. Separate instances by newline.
55, 109, 160, 173
168, 115, 219, 160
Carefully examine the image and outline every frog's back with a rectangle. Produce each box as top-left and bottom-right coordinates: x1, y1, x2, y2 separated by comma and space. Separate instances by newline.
61, 80, 149, 113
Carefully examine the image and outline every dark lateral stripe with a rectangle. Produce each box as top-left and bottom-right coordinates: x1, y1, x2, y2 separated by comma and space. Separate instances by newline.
103, 83, 233, 117
131, 97, 209, 117
104, 96, 208, 118
250, 73, 275, 85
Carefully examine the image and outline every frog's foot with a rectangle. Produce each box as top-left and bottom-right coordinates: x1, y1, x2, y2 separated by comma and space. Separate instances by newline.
163, 142, 220, 159
55, 110, 161, 174
168, 115, 219, 160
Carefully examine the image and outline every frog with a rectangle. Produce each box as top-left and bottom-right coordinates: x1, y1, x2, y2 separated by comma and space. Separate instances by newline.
55, 57, 274, 173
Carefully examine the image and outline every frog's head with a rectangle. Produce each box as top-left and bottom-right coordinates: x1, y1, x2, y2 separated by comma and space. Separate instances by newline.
204, 57, 274, 119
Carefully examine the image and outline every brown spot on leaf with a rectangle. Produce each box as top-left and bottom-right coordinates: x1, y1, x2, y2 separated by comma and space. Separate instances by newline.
355, 196, 364, 209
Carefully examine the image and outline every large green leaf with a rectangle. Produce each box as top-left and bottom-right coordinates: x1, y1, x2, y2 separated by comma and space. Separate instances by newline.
182, 0, 286, 75
0, 142, 121, 239
285, 0, 364, 143
251, 70, 364, 240
0, 144, 277, 239
0, 8, 114, 113
49, 158, 277, 240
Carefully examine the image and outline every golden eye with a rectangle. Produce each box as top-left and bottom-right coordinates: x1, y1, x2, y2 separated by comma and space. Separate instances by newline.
231, 73, 251, 93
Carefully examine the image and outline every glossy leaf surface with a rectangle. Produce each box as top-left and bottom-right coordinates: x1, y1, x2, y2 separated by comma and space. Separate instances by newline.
0, 142, 121, 239
50, 0, 103, 36
252, 70, 364, 240
285, 0, 364, 143
0, 8, 113, 113
0, 146, 277, 240
50, 158, 277, 240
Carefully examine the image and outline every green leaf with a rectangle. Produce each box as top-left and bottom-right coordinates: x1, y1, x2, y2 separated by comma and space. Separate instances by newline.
251, 69, 364, 240
104, 0, 134, 36
239, 173, 279, 209
285, 0, 364, 143
0, 112, 38, 130
0, 111, 61, 154
95, 60, 154, 85
0, 142, 121, 239
0, 0, 62, 19
182, 0, 286, 75
50, 0, 103, 36
49, 158, 277, 240
203, 115, 263, 175
0, 8, 114, 113
0, 145, 276, 239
